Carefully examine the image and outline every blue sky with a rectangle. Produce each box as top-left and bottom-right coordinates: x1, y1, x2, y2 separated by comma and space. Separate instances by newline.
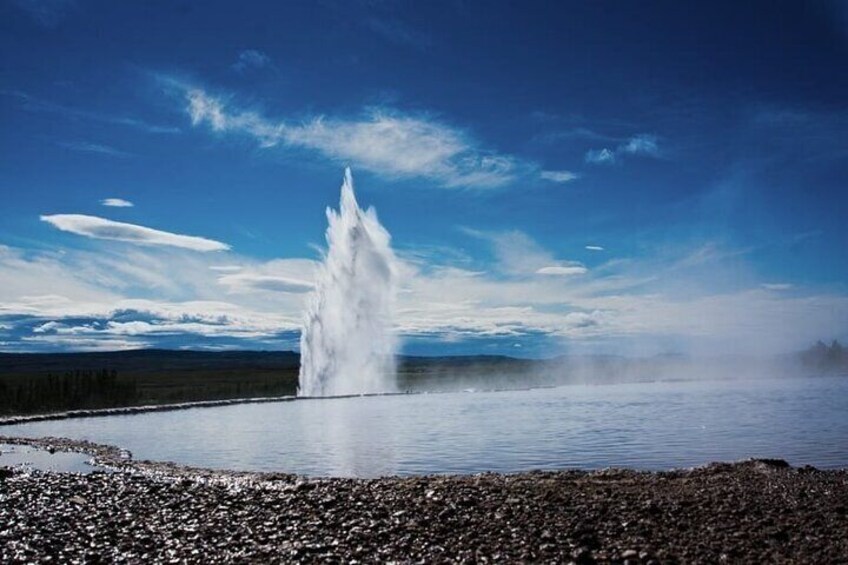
1, 0, 847, 355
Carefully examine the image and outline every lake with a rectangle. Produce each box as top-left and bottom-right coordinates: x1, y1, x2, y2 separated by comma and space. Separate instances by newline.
3, 375, 847, 477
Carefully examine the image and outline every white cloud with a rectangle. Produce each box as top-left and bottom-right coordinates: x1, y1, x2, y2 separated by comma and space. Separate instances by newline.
540, 170, 579, 183
101, 198, 134, 208
215, 258, 316, 294
33, 320, 63, 333
396, 255, 848, 354
0, 244, 309, 350
673, 242, 753, 269
0, 245, 123, 308
11, 0, 75, 28
586, 133, 662, 165
365, 18, 432, 50
60, 141, 131, 158
218, 273, 313, 294
462, 228, 587, 278
184, 88, 517, 188
232, 49, 272, 72
3, 90, 180, 134
762, 283, 793, 291
622, 134, 660, 156
586, 245, 604, 251
536, 264, 588, 276
41, 214, 230, 252
1, 226, 846, 355
20, 336, 152, 352
585, 148, 616, 165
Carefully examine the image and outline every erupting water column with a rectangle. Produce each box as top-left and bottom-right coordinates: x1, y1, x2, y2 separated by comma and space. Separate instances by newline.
298, 168, 399, 397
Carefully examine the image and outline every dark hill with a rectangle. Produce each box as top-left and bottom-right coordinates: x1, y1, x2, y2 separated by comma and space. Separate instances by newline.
0, 350, 300, 416
0, 349, 537, 416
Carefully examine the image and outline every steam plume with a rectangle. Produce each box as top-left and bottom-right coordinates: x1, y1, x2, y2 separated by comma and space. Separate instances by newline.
298, 168, 399, 396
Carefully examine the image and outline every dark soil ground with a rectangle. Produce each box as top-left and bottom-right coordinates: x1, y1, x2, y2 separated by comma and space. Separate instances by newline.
1, 437, 846, 563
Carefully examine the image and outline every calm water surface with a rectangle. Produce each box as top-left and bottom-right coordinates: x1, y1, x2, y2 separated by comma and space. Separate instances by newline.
4, 376, 847, 477
0, 443, 101, 474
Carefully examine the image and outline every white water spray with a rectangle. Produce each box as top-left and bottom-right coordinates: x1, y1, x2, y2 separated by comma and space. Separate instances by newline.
298, 168, 399, 397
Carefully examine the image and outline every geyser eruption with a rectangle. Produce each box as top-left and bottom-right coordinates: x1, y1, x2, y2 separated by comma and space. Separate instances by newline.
298, 168, 399, 397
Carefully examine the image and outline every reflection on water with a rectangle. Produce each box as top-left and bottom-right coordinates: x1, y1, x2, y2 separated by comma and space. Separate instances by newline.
4, 376, 848, 477
0, 443, 101, 474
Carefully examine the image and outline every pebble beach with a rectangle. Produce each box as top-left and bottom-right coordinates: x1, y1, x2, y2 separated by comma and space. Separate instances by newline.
1, 437, 847, 563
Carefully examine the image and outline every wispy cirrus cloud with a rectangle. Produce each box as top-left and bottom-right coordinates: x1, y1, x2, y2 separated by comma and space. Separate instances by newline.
101, 198, 134, 208
59, 141, 132, 158
585, 147, 616, 165
622, 134, 660, 156
3, 90, 180, 134
534, 127, 619, 145
540, 170, 579, 183
231, 49, 272, 72
41, 214, 230, 252
11, 0, 75, 28
216, 258, 316, 294
586, 133, 661, 165
183, 86, 518, 188
364, 17, 433, 50
462, 228, 588, 278
749, 105, 848, 163
585, 245, 604, 251
218, 273, 313, 294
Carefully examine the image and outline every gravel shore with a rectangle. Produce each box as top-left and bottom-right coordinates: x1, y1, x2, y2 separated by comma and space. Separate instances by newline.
1, 437, 847, 563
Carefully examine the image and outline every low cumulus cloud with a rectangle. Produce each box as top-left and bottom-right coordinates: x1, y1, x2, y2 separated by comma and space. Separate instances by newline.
1, 225, 847, 354
41, 214, 230, 252
7, 304, 300, 352
0, 243, 314, 351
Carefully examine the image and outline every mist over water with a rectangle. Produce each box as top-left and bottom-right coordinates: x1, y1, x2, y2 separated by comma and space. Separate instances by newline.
8, 376, 848, 476
298, 168, 399, 397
